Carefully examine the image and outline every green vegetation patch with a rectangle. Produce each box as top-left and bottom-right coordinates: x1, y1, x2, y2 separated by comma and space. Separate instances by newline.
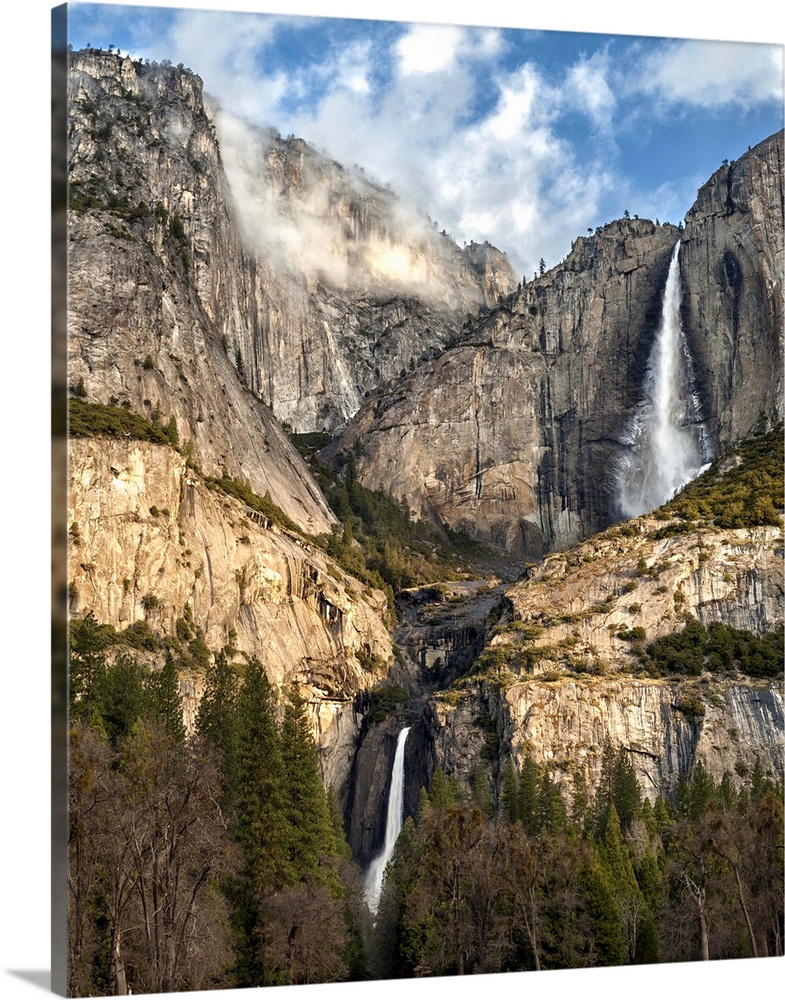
656, 426, 783, 529
305, 450, 489, 598
69, 398, 174, 445
637, 616, 783, 679
366, 683, 409, 724
203, 471, 304, 537
69, 400, 303, 538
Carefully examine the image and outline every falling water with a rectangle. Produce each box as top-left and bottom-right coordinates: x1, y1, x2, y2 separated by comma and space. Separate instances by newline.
617, 242, 710, 517
364, 726, 411, 915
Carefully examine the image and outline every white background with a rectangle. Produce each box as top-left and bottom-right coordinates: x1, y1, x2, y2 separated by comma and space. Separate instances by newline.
2, 2, 783, 998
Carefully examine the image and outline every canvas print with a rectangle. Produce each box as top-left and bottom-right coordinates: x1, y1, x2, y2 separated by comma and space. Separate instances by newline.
55, 1, 784, 996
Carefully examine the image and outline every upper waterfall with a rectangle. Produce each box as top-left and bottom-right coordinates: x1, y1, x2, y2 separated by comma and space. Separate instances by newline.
616, 241, 710, 518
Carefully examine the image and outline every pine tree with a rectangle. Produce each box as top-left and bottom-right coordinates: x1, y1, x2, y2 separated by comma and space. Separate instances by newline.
537, 770, 568, 834
233, 659, 289, 890
326, 787, 353, 860
591, 738, 641, 837
95, 654, 147, 746
468, 761, 494, 818
415, 785, 432, 825
571, 768, 590, 832
429, 767, 462, 810
518, 751, 540, 835
145, 651, 185, 745
612, 750, 642, 831
69, 610, 110, 720
592, 737, 617, 838
582, 853, 626, 966
676, 761, 717, 820
280, 685, 340, 889
231, 659, 289, 986
600, 806, 647, 963
195, 650, 239, 779
500, 759, 520, 823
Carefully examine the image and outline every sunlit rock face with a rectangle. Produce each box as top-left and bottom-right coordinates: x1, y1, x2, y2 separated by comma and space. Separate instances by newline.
336, 132, 784, 559
430, 677, 784, 806
68, 436, 393, 790
212, 108, 518, 432
67, 50, 333, 532
425, 516, 784, 804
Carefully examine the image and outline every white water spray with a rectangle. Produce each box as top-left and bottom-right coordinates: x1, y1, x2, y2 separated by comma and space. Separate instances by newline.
364, 726, 411, 915
617, 242, 710, 517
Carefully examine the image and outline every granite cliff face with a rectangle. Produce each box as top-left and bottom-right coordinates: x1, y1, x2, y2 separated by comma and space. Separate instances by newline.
344, 511, 783, 845
681, 131, 784, 446
334, 218, 683, 557
67, 49, 517, 461
65, 48, 514, 791
430, 676, 783, 806
67, 436, 393, 789
214, 108, 517, 433
67, 51, 333, 532
336, 132, 784, 560
425, 514, 783, 802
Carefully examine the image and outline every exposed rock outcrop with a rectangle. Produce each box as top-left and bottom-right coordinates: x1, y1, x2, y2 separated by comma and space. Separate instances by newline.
681, 131, 784, 445
67, 49, 518, 465
68, 436, 393, 789
335, 218, 682, 557
430, 676, 783, 805
498, 518, 783, 664
424, 515, 783, 803
67, 51, 334, 533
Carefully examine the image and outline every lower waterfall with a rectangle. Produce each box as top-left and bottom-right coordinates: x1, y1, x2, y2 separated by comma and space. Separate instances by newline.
364, 726, 411, 915
616, 241, 710, 517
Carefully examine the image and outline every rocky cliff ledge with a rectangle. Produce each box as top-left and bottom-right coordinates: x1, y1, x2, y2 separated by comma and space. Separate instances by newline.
430, 675, 783, 805
67, 49, 517, 446
68, 436, 393, 789
423, 506, 783, 804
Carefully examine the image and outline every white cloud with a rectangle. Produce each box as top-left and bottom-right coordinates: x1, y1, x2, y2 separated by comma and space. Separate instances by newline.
397, 62, 616, 275
636, 39, 784, 109
154, 11, 289, 121
167, 11, 279, 75
565, 53, 617, 130
395, 24, 467, 75
129, 12, 781, 279
486, 66, 540, 141
334, 41, 374, 95
207, 30, 617, 276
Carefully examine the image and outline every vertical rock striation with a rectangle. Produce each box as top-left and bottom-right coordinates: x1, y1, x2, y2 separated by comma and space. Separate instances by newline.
429, 677, 783, 806
336, 219, 682, 557
67, 50, 334, 533
681, 131, 784, 446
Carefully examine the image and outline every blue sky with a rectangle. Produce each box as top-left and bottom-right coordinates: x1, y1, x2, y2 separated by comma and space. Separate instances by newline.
63, 1, 784, 277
